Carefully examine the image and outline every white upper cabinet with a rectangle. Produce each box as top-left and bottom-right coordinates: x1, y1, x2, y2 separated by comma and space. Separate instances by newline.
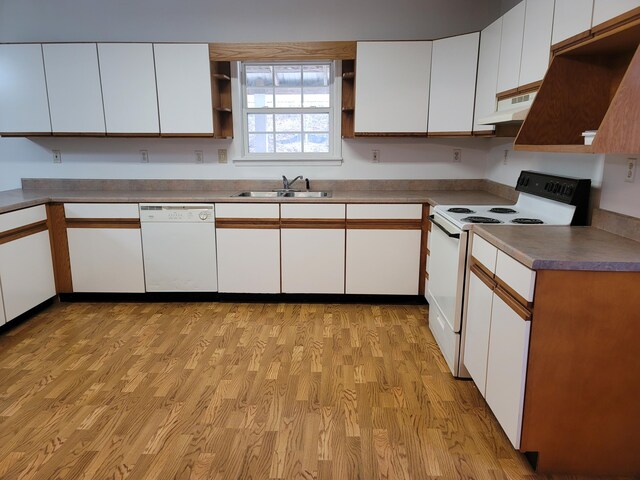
355, 41, 432, 134
497, 1, 526, 94
42, 43, 106, 134
519, 0, 555, 87
474, 18, 503, 133
153, 43, 213, 135
98, 43, 159, 135
428, 32, 480, 134
0, 44, 51, 134
552, 0, 594, 45
592, 0, 640, 27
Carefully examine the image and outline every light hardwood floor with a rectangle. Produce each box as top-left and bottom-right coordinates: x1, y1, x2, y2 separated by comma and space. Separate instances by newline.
0, 302, 629, 479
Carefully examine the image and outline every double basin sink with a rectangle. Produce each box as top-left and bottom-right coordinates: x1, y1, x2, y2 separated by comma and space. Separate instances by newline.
233, 191, 331, 198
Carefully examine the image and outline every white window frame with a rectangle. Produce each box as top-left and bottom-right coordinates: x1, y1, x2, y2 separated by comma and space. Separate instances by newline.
237, 60, 342, 165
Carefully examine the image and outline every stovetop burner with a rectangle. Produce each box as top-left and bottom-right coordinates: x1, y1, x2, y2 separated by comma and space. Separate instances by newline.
511, 218, 544, 224
461, 216, 503, 224
489, 207, 517, 214
447, 207, 475, 214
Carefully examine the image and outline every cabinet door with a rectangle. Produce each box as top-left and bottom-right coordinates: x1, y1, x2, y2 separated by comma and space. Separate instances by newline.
0, 44, 51, 134
428, 32, 480, 134
42, 44, 106, 134
462, 269, 495, 397
0, 231, 56, 321
216, 229, 280, 293
497, 1, 526, 95
346, 230, 421, 295
355, 41, 432, 134
519, 0, 555, 87
0, 280, 5, 326
592, 0, 640, 27
98, 43, 159, 135
67, 228, 145, 292
153, 43, 214, 135
552, 0, 594, 45
485, 291, 531, 449
474, 18, 503, 133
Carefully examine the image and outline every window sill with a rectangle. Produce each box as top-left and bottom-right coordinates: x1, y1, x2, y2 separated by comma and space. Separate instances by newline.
233, 157, 343, 166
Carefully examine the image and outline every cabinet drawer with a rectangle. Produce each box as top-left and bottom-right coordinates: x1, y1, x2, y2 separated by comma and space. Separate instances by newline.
471, 234, 498, 273
0, 205, 47, 233
281, 203, 345, 219
64, 203, 140, 219
215, 203, 279, 219
347, 204, 422, 220
495, 251, 536, 303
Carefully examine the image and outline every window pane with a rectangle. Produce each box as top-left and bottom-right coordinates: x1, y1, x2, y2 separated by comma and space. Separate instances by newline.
275, 88, 302, 108
303, 86, 330, 108
246, 87, 274, 108
275, 114, 302, 132
304, 133, 329, 153
248, 114, 274, 132
249, 133, 275, 153
275, 65, 302, 87
303, 113, 329, 132
275, 133, 302, 153
246, 65, 273, 87
303, 65, 330, 86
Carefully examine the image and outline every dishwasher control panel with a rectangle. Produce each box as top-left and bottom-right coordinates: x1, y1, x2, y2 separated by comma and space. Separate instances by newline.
139, 204, 215, 223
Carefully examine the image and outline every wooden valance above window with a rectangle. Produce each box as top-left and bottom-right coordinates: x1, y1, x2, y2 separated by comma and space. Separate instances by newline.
208, 41, 356, 61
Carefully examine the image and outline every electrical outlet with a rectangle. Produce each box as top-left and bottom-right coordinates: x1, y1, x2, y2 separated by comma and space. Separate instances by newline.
140, 150, 149, 163
218, 149, 228, 164
503, 149, 509, 165
372, 149, 380, 162
195, 150, 204, 164
453, 148, 462, 163
625, 158, 637, 183
52, 150, 61, 164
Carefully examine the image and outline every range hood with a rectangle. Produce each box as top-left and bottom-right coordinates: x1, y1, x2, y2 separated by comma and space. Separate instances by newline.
478, 91, 537, 125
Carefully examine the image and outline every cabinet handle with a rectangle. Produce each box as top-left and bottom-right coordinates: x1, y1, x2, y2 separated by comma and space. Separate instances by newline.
495, 286, 532, 322
470, 263, 496, 290
428, 215, 460, 238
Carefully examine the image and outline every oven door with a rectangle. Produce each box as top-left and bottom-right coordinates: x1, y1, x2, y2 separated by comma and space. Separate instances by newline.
427, 213, 468, 332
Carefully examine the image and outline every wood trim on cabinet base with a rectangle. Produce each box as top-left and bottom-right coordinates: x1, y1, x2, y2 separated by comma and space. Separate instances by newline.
280, 219, 346, 229
65, 218, 141, 229
551, 30, 593, 54
216, 218, 280, 229
494, 273, 533, 311
469, 263, 497, 290
0, 132, 52, 137
494, 286, 531, 321
346, 219, 422, 230
428, 131, 473, 137
0, 220, 48, 245
496, 80, 542, 101
591, 6, 640, 36
46, 203, 73, 293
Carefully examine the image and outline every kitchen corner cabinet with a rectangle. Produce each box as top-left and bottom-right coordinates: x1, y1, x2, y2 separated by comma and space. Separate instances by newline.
215, 203, 280, 293
519, 0, 555, 88
551, 0, 594, 47
428, 32, 479, 135
354, 41, 432, 135
497, 1, 526, 95
346, 204, 421, 295
0, 44, 51, 135
281, 204, 346, 294
592, 0, 640, 27
42, 44, 106, 135
474, 18, 503, 133
153, 43, 214, 136
98, 43, 160, 135
65, 204, 145, 293
0, 205, 56, 322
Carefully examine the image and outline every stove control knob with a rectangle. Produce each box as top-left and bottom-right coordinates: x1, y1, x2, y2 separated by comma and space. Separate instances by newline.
199, 211, 209, 221
565, 185, 574, 196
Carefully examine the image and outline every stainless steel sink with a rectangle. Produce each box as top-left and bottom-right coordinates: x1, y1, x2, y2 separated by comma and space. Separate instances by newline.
232, 191, 332, 198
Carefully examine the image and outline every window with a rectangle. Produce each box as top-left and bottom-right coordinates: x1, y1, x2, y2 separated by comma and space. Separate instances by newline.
241, 61, 341, 161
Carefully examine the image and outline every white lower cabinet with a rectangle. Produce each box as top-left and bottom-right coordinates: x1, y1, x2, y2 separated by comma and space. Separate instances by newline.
485, 291, 531, 449
0, 231, 56, 321
67, 228, 145, 293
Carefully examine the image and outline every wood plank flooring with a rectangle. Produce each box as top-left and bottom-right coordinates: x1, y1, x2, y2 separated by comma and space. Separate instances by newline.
0, 302, 629, 479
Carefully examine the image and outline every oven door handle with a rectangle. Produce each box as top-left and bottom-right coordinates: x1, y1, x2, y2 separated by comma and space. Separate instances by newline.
428, 215, 460, 239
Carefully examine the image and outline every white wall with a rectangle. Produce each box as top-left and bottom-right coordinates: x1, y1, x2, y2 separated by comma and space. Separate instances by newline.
599, 155, 640, 218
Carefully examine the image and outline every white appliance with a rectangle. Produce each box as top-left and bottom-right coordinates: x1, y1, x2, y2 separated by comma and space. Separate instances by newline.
477, 91, 536, 125
140, 203, 218, 292
426, 171, 591, 376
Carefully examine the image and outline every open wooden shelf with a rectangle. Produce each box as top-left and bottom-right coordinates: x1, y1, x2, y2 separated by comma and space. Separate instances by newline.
515, 19, 640, 153
341, 59, 356, 138
211, 60, 234, 139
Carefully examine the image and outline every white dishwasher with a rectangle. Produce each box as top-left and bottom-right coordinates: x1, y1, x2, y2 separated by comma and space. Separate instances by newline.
140, 203, 217, 292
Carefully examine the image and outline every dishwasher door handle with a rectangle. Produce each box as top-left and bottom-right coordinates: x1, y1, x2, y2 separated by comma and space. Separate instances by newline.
428, 215, 460, 239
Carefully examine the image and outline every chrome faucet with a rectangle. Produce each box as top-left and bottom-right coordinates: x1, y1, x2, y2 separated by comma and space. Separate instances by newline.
282, 175, 304, 191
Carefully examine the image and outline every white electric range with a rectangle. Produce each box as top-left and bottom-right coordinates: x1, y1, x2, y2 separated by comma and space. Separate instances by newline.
426, 171, 591, 377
